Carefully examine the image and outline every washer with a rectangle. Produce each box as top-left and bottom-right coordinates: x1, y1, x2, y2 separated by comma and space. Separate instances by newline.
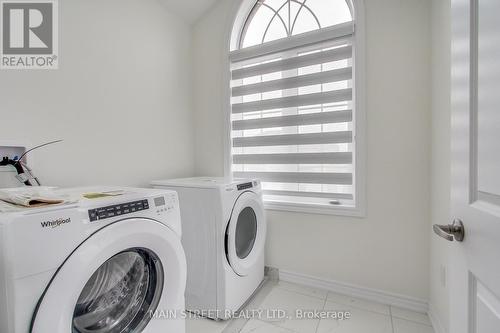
151, 177, 266, 320
0, 187, 186, 333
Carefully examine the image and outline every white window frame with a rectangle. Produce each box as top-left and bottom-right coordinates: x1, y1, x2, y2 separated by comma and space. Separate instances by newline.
222, 0, 366, 217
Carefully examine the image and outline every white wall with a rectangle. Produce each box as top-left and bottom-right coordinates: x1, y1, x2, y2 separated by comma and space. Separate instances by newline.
192, 1, 228, 177
429, 0, 451, 331
0, 0, 194, 187
193, 0, 432, 301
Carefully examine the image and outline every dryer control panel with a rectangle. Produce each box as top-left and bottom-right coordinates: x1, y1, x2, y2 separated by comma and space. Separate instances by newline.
88, 199, 149, 222
237, 181, 259, 191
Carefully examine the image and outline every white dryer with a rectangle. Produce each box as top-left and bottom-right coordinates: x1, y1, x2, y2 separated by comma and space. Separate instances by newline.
151, 177, 266, 320
0, 187, 186, 333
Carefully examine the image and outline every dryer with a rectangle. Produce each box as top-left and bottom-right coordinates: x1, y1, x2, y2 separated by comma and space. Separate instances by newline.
0, 187, 186, 333
151, 177, 266, 320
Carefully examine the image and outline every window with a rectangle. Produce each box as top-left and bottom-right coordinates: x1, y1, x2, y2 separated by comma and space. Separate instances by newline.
228, 0, 364, 216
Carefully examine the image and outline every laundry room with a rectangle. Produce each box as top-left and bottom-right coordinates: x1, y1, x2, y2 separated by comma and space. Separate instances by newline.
1, 0, 499, 333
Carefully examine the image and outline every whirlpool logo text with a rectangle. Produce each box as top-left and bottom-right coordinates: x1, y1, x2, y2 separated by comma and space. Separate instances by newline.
41, 218, 71, 229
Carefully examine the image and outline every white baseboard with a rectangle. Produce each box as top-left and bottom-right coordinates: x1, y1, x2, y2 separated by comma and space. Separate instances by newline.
279, 270, 429, 313
428, 303, 447, 333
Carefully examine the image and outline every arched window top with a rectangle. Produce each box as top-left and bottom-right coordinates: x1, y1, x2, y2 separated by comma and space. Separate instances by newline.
227, 0, 365, 215
239, 0, 353, 48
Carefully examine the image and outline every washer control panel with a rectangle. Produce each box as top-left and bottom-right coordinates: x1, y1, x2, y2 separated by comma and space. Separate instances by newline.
154, 194, 176, 214
88, 199, 149, 222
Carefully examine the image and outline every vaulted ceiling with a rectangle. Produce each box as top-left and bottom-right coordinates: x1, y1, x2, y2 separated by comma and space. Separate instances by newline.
157, 0, 220, 23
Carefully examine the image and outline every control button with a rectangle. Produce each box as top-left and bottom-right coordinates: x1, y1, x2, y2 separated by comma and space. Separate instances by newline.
88, 198, 150, 222
89, 210, 98, 222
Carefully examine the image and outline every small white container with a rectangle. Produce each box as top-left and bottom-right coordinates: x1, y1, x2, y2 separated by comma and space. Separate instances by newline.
0, 165, 23, 188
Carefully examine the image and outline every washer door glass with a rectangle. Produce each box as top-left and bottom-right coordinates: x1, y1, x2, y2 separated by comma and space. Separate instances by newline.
72, 249, 163, 333
235, 207, 258, 259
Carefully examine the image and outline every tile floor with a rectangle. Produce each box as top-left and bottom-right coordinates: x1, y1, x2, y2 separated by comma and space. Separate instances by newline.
186, 280, 435, 333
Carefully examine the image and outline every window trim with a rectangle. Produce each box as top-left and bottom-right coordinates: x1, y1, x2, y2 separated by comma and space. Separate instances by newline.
222, 0, 366, 217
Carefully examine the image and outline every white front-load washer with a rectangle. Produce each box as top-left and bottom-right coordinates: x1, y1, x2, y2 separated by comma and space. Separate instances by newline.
0, 187, 186, 333
151, 177, 266, 320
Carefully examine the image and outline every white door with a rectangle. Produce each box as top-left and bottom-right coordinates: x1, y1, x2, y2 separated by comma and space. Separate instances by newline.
444, 0, 500, 332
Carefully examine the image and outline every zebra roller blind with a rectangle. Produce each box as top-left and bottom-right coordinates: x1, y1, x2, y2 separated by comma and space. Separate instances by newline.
229, 20, 356, 208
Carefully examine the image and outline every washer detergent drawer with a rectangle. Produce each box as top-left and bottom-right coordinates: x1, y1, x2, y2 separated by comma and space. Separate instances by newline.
5, 210, 86, 279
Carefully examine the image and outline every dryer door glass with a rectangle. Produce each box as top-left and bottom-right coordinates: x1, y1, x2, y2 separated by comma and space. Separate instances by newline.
72, 249, 163, 333
235, 207, 258, 259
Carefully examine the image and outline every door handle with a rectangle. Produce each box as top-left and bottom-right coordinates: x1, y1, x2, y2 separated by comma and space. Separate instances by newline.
433, 219, 465, 242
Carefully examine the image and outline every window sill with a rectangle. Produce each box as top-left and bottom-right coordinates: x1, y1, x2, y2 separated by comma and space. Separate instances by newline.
264, 201, 365, 218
